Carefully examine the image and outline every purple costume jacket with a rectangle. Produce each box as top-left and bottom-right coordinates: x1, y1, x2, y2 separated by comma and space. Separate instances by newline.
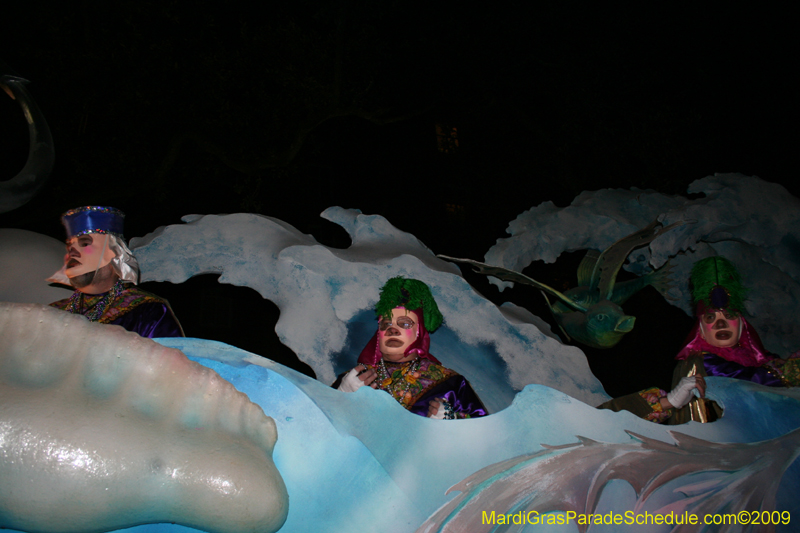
340, 304, 488, 418
698, 351, 784, 386
674, 317, 793, 387
600, 316, 798, 423
50, 285, 183, 338
333, 358, 487, 418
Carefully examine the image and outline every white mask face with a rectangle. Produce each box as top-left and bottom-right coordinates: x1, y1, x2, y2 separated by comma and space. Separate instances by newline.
378, 308, 419, 362
64, 234, 116, 278
699, 309, 742, 348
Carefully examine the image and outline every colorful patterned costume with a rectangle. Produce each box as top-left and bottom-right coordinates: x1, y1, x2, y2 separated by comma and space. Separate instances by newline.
600, 256, 799, 423
50, 283, 183, 339
600, 317, 800, 424
334, 277, 487, 419
333, 358, 487, 419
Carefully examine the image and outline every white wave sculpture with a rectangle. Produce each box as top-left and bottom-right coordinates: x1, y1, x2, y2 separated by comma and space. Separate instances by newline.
3, 302, 800, 533
483, 174, 800, 355
0, 228, 72, 305
130, 207, 609, 411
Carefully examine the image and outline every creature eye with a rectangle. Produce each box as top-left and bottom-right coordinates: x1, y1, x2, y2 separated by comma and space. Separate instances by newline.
702, 313, 716, 324
595, 314, 606, 322
724, 311, 738, 320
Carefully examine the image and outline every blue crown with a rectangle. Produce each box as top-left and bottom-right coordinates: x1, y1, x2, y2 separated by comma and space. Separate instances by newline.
61, 206, 125, 238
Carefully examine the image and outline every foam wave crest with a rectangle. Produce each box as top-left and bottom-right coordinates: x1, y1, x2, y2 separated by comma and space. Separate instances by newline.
0, 303, 288, 533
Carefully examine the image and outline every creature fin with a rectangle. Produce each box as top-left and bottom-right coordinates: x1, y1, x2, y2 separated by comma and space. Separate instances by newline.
609, 258, 675, 306
594, 220, 684, 300
541, 442, 583, 451
419, 426, 800, 533
577, 249, 600, 288
541, 291, 572, 342
644, 258, 675, 297
437, 255, 589, 313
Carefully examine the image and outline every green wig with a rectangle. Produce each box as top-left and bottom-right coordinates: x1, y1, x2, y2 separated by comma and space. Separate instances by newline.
375, 277, 443, 332
690, 256, 748, 313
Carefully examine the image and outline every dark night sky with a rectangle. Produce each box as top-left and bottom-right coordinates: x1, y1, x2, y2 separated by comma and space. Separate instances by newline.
1, 2, 795, 396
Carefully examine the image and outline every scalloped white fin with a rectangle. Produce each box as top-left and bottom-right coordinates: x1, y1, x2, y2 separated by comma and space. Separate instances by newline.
0, 303, 288, 533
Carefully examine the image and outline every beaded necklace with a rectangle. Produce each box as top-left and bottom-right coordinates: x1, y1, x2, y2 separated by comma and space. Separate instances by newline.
65, 279, 124, 322
376, 357, 422, 407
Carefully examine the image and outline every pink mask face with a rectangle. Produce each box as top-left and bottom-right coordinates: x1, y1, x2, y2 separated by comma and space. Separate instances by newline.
64, 234, 116, 278
699, 309, 741, 348
377, 308, 419, 363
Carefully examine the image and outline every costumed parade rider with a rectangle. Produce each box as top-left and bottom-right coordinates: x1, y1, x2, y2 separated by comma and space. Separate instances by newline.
333, 277, 487, 419
600, 256, 800, 423
47, 206, 184, 338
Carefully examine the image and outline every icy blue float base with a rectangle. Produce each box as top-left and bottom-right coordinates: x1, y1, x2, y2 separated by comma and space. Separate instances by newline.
120, 338, 800, 533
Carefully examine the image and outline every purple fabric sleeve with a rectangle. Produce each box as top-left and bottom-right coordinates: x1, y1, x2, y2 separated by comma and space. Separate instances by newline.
331, 372, 488, 418
408, 375, 488, 418
110, 302, 184, 339
702, 352, 783, 386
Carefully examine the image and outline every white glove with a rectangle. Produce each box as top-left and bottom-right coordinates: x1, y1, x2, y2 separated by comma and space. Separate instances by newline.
666, 377, 701, 409
428, 398, 455, 419
429, 399, 445, 419
337, 367, 367, 393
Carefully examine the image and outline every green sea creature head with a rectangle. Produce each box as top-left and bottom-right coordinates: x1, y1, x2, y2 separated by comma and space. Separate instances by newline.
574, 300, 635, 348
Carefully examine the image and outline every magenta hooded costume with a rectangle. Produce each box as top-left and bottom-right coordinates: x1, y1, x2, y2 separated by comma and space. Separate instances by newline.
599, 256, 799, 424
675, 314, 786, 387
334, 277, 487, 418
